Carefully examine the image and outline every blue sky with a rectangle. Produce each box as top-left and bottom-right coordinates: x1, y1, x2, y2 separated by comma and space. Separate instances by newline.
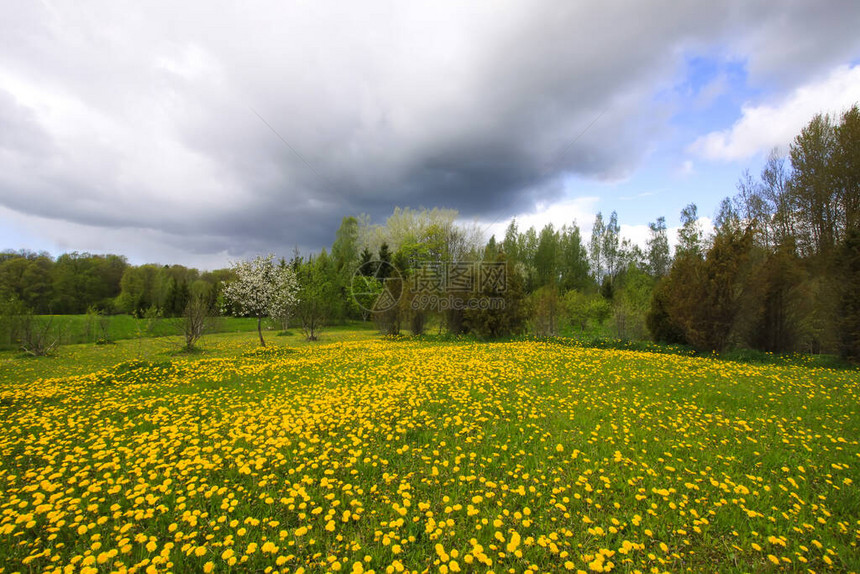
1, 1, 859, 268
490, 47, 860, 246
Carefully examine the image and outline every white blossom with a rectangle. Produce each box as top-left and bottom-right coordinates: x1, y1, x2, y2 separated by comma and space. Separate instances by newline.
222, 254, 299, 320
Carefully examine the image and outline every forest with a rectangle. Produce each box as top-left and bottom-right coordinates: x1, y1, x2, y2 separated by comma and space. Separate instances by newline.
1, 106, 858, 359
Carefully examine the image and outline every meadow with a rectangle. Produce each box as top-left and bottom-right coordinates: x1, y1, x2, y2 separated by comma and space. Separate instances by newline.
0, 328, 858, 573
0, 315, 272, 350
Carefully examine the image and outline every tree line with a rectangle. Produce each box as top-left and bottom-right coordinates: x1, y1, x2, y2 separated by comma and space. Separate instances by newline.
1, 105, 858, 358
281, 105, 859, 359
650, 105, 860, 358
0, 251, 233, 317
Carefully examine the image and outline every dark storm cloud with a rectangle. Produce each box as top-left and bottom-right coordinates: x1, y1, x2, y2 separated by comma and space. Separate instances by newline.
1, 0, 859, 263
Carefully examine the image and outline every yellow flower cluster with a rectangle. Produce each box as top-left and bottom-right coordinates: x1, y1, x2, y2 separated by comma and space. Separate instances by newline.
0, 338, 858, 572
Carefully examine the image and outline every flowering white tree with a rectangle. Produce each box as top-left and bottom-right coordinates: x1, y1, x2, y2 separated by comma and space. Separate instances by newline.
222, 255, 299, 347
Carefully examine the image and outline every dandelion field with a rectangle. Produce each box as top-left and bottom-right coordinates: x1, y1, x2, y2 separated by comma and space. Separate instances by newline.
1, 335, 858, 573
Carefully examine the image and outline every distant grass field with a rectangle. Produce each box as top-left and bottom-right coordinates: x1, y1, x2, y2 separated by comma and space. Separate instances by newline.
0, 330, 858, 573
0, 314, 274, 350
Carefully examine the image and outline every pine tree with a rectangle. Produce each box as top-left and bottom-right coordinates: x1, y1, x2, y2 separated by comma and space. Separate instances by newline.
746, 241, 807, 353
377, 243, 392, 279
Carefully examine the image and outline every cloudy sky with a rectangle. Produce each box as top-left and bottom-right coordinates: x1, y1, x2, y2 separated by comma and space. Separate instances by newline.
2, 0, 859, 268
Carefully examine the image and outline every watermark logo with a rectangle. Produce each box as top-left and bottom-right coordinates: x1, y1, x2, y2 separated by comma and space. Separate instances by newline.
350, 260, 403, 313
410, 293, 506, 312
350, 260, 507, 314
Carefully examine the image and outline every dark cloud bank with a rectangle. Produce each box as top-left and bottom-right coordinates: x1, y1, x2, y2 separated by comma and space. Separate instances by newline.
1, 0, 859, 264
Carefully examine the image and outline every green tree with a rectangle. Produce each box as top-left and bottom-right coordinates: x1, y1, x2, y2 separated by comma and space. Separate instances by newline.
665, 224, 754, 352
611, 263, 653, 340
530, 285, 561, 336
0, 294, 29, 350
790, 113, 838, 256
518, 226, 539, 290
558, 223, 592, 291
745, 241, 809, 353
163, 279, 192, 318
836, 229, 860, 360
464, 253, 528, 338
0, 253, 54, 313
760, 149, 796, 249
484, 235, 499, 260
677, 203, 704, 258
835, 104, 860, 236
534, 224, 559, 288
714, 197, 741, 235
377, 243, 393, 278
732, 169, 773, 248
503, 219, 520, 262
296, 251, 340, 341
358, 247, 374, 275
52, 252, 127, 314
332, 216, 360, 274
646, 278, 688, 345
646, 216, 671, 278
117, 264, 161, 315
563, 290, 608, 335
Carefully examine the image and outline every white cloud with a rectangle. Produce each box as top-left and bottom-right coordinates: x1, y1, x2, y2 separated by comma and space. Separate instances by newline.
479, 196, 600, 243
620, 223, 652, 249
622, 217, 714, 254
479, 196, 713, 254
690, 64, 860, 161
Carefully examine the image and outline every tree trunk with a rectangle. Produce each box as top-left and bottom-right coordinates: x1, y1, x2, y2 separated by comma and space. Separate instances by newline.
257, 316, 266, 347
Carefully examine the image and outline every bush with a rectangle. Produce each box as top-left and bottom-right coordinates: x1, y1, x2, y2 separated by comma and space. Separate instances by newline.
179, 293, 218, 351
646, 280, 686, 344
86, 306, 113, 345
464, 254, 528, 339
563, 290, 611, 335
531, 286, 561, 337
18, 314, 61, 357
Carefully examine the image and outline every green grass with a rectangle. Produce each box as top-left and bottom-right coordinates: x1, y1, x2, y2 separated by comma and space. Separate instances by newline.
3, 314, 271, 347
0, 313, 281, 352
0, 320, 377, 384
0, 329, 858, 573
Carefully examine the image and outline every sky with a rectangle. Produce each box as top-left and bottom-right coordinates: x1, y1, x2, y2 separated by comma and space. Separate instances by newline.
2, 0, 860, 269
